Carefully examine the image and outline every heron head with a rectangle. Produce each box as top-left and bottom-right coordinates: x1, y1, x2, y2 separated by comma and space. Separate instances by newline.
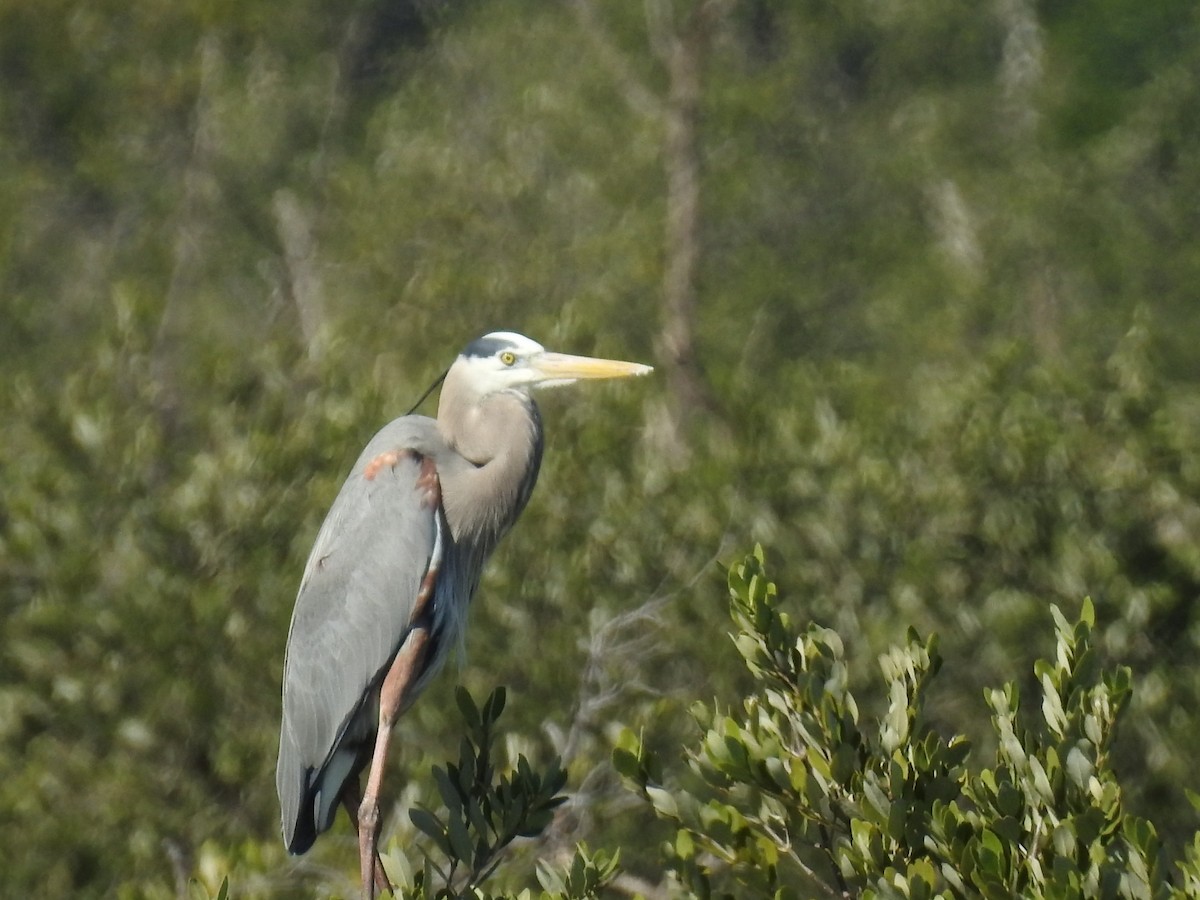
452, 331, 653, 396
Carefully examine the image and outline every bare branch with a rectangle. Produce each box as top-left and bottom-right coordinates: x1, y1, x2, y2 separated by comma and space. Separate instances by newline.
566, 0, 665, 120
272, 190, 328, 362
996, 0, 1044, 137
151, 32, 223, 427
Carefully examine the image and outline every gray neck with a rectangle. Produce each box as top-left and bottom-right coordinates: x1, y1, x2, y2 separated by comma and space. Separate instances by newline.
435, 379, 544, 552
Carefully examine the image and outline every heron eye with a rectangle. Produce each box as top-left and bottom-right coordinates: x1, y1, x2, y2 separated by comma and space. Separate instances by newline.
500, 351, 517, 366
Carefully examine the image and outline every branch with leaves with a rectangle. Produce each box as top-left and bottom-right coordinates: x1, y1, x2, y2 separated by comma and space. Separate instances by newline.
615, 548, 1200, 899
381, 687, 619, 900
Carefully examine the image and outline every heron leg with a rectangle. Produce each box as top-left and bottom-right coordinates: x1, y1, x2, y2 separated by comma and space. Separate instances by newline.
341, 782, 392, 897
357, 625, 431, 900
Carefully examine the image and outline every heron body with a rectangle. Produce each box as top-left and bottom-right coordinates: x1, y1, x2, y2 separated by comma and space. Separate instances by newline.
275, 332, 650, 896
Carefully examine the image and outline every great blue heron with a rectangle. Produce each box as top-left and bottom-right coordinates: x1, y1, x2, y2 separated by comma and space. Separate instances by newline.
276, 331, 652, 898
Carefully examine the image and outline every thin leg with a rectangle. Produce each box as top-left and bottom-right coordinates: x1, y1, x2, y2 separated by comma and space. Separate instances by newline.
342, 785, 391, 896
358, 626, 431, 900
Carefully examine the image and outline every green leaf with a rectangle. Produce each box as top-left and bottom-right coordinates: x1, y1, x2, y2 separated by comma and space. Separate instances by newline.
1029, 757, 1055, 804
1064, 745, 1094, 789
455, 686, 481, 729
1187, 788, 1200, 814
536, 858, 566, 895
409, 807, 451, 857
517, 807, 555, 838
1041, 674, 1067, 737
612, 747, 642, 781
851, 817, 875, 858
675, 828, 695, 859
466, 795, 490, 843
1051, 821, 1076, 858
482, 686, 507, 724
1079, 597, 1095, 628
447, 811, 473, 863
433, 765, 463, 811
646, 785, 679, 820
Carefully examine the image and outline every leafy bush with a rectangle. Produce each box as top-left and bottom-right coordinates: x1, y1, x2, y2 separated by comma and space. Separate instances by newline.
393, 686, 575, 899
615, 548, 1200, 899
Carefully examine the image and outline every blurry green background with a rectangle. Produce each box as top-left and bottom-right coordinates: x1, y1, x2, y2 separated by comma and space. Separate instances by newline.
3, 0, 1200, 895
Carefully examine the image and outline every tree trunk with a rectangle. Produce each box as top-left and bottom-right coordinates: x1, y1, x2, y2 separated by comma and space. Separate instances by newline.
658, 14, 711, 432
651, 1, 734, 455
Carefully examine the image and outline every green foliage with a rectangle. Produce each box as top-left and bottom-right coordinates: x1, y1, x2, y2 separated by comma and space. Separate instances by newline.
742, 323, 1200, 847
533, 845, 621, 900
4, 1, 1200, 896
617, 550, 1200, 899
394, 687, 569, 898
935, 599, 1142, 900
0, 329, 316, 894
353, 687, 615, 900
179, 687, 612, 900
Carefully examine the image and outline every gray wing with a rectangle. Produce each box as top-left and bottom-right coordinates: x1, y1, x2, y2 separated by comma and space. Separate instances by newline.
276, 416, 447, 852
